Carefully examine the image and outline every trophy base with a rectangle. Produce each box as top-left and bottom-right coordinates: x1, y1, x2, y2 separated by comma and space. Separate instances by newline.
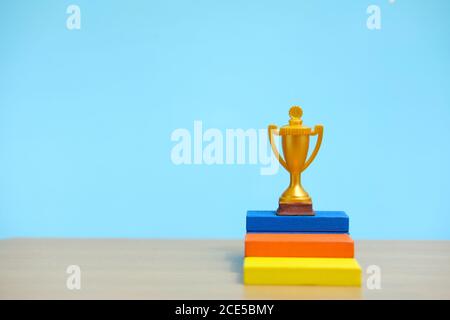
277, 203, 314, 216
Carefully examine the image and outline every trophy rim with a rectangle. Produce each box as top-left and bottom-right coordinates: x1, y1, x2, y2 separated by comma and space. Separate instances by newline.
279, 126, 312, 136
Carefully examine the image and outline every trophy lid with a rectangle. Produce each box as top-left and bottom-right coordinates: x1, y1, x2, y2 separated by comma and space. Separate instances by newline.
279, 106, 313, 136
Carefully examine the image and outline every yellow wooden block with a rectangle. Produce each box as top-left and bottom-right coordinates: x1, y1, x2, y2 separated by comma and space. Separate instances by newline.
244, 257, 362, 286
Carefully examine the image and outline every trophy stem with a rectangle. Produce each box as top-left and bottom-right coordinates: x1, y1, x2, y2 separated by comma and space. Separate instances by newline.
277, 172, 314, 216
289, 173, 301, 189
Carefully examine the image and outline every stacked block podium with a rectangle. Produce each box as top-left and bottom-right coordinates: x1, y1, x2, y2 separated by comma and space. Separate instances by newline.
243, 211, 362, 286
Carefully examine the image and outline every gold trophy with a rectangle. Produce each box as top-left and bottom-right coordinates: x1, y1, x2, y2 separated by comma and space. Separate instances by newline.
268, 106, 324, 216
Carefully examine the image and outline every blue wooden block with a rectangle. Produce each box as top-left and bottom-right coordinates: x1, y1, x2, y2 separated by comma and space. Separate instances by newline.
246, 231, 349, 234
246, 211, 349, 233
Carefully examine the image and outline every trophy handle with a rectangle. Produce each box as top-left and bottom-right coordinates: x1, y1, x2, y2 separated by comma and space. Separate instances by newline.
268, 124, 288, 171
302, 125, 324, 172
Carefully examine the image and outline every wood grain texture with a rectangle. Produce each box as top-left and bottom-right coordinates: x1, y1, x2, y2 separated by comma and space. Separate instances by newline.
245, 233, 354, 258
246, 211, 349, 233
0, 239, 449, 299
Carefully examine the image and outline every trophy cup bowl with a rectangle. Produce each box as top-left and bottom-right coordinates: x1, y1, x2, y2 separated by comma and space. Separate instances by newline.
268, 106, 323, 216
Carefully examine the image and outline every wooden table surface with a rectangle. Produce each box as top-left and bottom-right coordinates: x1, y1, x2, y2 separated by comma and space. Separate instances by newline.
0, 239, 449, 299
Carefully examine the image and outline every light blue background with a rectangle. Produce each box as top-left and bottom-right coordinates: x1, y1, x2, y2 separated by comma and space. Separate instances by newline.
1, 0, 450, 239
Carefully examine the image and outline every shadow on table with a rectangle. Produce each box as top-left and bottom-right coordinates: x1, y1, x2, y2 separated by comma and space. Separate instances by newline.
226, 252, 244, 283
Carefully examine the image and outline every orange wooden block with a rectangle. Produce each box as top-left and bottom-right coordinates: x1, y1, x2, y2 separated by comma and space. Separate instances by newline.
245, 233, 354, 258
